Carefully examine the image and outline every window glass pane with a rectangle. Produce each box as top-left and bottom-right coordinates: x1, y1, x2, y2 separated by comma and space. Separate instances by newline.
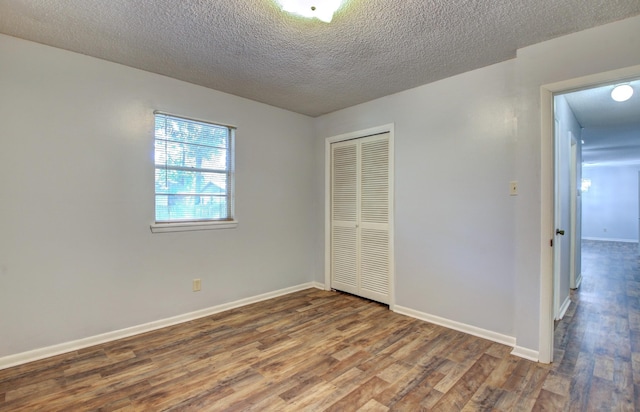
154, 113, 233, 223
155, 115, 228, 148
154, 140, 227, 170
155, 195, 228, 222
155, 169, 227, 195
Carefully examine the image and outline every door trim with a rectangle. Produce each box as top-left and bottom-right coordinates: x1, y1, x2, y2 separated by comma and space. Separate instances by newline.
540, 64, 640, 364
324, 124, 395, 309
569, 135, 578, 290
552, 117, 561, 321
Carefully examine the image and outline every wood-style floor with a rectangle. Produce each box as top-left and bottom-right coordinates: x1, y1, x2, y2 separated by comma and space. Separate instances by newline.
0, 240, 637, 411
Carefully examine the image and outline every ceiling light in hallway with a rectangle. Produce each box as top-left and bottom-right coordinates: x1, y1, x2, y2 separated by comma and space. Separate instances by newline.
276, 0, 344, 22
611, 84, 634, 102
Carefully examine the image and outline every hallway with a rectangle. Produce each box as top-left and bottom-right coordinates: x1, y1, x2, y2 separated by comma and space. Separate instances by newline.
551, 240, 639, 410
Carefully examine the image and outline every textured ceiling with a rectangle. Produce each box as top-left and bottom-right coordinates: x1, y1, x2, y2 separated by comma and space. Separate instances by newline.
1, 0, 640, 117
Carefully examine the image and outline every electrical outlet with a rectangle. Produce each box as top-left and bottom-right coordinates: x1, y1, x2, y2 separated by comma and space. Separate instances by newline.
509, 181, 518, 196
193, 278, 201, 292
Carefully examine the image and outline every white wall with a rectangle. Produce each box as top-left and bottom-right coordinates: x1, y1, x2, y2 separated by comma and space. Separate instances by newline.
582, 164, 639, 242
581, 125, 640, 242
315, 60, 518, 338
0, 34, 316, 358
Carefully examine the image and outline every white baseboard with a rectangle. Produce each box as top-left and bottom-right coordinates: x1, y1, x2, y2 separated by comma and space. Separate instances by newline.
575, 272, 583, 289
582, 237, 638, 243
393, 305, 516, 348
511, 346, 540, 362
311, 281, 328, 290
394, 304, 539, 362
0, 282, 320, 371
556, 295, 571, 321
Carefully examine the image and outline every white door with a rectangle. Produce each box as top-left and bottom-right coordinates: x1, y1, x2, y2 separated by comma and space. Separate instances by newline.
331, 133, 390, 304
553, 117, 572, 320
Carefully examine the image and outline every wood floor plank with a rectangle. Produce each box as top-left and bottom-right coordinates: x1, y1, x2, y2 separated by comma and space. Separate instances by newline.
540, 370, 571, 396
531, 388, 567, 411
244, 394, 288, 411
321, 350, 372, 382
514, 363, 550, 402
612, 357, 635, 411
430, 353, 501, 411
1, 241, 638, 410
387, 369, 444, 410
375, 360, 446, 407
592, 354, 615, 381
357, 398, 389, 412
282, 381, 339, 411
4, 377, 63, 403
313, 367, 370, 410
567, 346, 595, 410
462, 384, 509, 411
375, 361, 412, 385
324, 376, 389, 412
214, 369, 306, 411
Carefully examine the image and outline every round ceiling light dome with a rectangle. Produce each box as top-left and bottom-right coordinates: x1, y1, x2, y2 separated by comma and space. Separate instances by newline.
277, 0, 344, 22
611, 84, 634, 102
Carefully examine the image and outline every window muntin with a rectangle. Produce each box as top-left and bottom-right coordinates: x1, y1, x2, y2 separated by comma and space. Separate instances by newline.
154, 113, 234, 223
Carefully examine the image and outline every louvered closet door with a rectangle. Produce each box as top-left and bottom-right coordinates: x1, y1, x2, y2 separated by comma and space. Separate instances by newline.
331, 141, 359, 296
331, 133, 390, 304
359, 134, 390, 303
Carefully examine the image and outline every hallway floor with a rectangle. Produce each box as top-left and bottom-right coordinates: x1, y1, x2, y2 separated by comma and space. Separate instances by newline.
551, 240, 640, 410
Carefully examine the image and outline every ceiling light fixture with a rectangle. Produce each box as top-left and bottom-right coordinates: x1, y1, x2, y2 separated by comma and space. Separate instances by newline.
611, 84, 634, 102
277, 0, 344, 23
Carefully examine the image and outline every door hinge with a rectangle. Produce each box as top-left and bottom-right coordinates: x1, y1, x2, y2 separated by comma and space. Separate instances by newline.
550, 239, 553, 247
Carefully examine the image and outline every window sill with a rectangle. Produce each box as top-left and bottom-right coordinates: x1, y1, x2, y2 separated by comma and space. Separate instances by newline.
150, 220, 238, 233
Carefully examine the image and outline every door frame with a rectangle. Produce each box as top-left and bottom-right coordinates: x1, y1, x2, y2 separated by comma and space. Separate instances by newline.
569, 134, 578, 290
552, 118, 576, 321
324, 124, 395, 309
539, 64, 640, 364
552, 117, 562, 321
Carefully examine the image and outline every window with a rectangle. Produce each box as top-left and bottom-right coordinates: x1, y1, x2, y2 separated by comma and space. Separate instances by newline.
151, 112, 236, 232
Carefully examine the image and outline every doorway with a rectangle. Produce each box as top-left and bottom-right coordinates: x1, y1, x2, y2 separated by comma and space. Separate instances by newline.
330, 132, 391, 304
324, 124, 396, 309
542, 68, 640, 363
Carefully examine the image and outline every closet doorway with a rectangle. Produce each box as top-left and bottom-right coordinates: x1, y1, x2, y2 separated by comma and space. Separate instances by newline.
324, 125, 394, 306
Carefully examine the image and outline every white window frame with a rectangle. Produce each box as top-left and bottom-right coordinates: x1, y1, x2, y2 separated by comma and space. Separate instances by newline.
150, 111, 238, 233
